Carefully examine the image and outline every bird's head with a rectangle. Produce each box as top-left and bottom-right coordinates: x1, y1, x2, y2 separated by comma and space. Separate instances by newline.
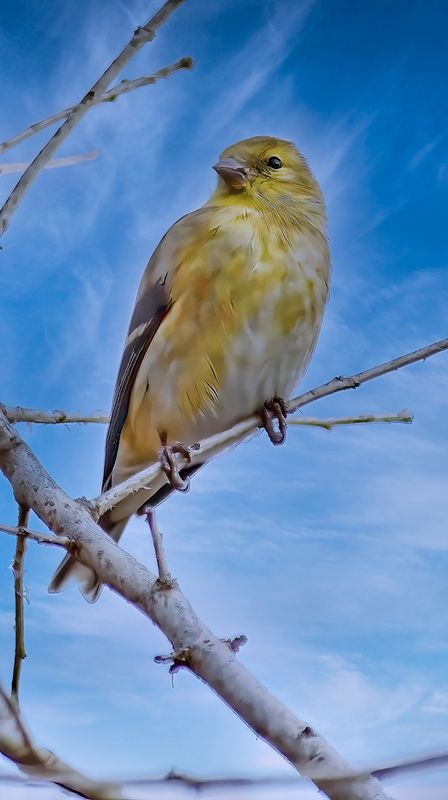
212, 136, 324, 223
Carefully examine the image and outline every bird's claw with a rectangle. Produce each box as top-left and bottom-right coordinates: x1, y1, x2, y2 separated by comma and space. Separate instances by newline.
261, 396, 288, 445
159, 442, 192, 492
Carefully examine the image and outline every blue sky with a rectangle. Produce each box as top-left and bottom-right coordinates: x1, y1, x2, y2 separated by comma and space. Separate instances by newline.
1, 0, 448, 797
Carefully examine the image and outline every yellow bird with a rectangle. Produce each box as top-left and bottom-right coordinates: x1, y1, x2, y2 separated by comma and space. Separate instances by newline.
49, 136, 330, 601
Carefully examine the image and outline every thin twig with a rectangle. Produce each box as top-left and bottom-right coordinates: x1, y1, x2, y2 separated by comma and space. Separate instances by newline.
144, 507, 171, 582
290, 337, 448, 412
4, 406, 109, 424
11, 505, 29, 709
122, 748, 448, 787
94, 337, 448, 517
0, 58, 193, 157
0, 151, 97, 176
0, 523, 70, 548
0, 0, 188, 235
3, 406, 412, 427
288, 410, 413, 429
0, 749, 447, 796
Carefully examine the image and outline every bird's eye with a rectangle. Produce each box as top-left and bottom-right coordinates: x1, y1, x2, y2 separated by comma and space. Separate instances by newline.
267, 156, 282, 169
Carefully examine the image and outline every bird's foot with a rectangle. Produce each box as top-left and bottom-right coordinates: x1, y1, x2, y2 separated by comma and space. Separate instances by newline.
261, 396, 288, 445
159, 441, 192, 492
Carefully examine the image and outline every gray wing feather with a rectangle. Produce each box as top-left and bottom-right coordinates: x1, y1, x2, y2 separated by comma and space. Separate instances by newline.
102, 276, 170, 491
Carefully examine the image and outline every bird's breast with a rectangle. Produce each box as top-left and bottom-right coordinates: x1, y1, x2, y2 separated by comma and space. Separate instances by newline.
214, 239, 329, 428
128, 219, 329, 448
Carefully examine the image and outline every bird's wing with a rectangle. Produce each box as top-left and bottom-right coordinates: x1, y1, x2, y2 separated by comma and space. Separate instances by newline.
102, 276, 168, 492
102, 208, 212, 492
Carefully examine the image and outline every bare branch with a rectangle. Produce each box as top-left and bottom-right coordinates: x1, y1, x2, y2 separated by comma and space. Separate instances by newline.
3, 405, 412, 428
0, 684, 120, 799
1, 749, 447, 796
0, 151, 97, 176
0, 0, 188, 235
122, 748, 448, 787
144, 507, 171, 583
0, 58, 193, 157
95, 338, 447, 518
290, 337, 448, 411
4, 405, 109, 424
10, 505, 29, 708
0, 523, 70, 548
0, 408, 393, 800
288, 410, 413, 429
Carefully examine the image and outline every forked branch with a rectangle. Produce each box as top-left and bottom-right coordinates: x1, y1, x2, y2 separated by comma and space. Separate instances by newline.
0, 58, 193, 157
0, 0, 189, 234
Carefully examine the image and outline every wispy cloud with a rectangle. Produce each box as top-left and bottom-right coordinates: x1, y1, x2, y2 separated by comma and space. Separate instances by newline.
408, 134, 445, 171
203, 0, 317, 137
44, 263, 112, 383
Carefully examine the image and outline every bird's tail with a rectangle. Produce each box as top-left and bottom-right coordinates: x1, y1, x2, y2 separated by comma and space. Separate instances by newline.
48, 517, 128, 603
48, 463, 204, 602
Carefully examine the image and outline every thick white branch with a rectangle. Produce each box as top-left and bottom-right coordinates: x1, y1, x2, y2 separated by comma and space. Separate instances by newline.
0, 0, 188, 234
0, 59, 193, 157
0, 409, 392, 800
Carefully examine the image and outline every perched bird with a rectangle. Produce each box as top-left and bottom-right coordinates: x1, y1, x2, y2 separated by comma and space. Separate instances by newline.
49, 135, 330, 601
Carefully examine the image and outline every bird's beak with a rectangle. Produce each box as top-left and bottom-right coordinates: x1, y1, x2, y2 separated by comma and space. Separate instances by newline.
213, 157, 247, 190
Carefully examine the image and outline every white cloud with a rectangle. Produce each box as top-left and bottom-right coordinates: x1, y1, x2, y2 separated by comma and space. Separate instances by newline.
421, 689, 448, 715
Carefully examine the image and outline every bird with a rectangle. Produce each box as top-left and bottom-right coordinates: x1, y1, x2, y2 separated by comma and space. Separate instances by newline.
49, 135, 330, 602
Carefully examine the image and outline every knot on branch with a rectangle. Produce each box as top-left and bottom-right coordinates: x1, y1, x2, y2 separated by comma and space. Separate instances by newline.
223, 634, 248, 653
154, 649, 190, 675
0, 424, 21, 451
164, 770, 205, 791
153, 574, 176, 591
179, 56, 195, 71
75, 496, 99, 521
333, 375, 361, 389
135, 24, 156, 41
300, 725, 317, 738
